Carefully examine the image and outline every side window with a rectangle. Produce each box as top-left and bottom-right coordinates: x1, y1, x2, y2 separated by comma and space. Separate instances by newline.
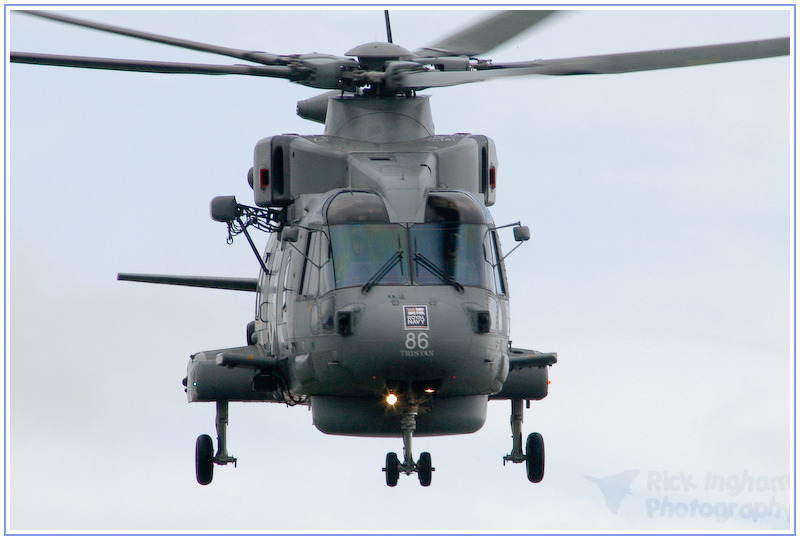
258, 235, 281, 324
491, 231, 507, 295
482, 230, 507, 295
299, 230, 334, 298
318, 232, 333, 295
264, 238, 283, 321
301, 231, 321, 298
281, 251, 292, 313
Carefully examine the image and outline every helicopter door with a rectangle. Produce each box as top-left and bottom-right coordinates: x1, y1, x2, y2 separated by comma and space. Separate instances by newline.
275, 249, 292, 356
276, 242, 304, 356
258, 235, 283, 355
300, 230, 334, 334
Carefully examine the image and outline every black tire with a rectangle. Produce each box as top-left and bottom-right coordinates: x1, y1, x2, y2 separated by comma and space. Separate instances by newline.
246, 321, 256, 346
418, 451, 433, 487
526, 432, 545, 483
196, 434, 214, 485
385, 452, 400, 487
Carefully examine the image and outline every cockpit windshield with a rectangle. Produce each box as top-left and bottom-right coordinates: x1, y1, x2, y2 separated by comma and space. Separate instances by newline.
329, 224, 408, 289
320, 190, 505, 293
410, 223, 489, 289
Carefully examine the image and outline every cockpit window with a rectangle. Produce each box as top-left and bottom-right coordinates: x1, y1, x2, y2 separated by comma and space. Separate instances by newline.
424, 191, 486, 224
329, 224, 408, 289
410, 223, 490, 289
326, 191, 390, 225
415, 192, 492, 289
322, 190, 504, 293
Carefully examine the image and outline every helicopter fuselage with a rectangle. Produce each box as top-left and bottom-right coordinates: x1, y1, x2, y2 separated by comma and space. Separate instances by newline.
250, 93, 512, 435
256, 190, 511, 435
187, 95, 535, 437
184, 94, 551, 469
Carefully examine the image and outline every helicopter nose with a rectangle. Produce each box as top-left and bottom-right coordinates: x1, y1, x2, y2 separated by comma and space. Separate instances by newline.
350, 292, 492, 385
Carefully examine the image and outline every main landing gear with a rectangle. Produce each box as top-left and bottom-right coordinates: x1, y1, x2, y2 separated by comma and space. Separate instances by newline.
503, 398, 545, 483
383, 404, 435, 487
195, 400, 237, 485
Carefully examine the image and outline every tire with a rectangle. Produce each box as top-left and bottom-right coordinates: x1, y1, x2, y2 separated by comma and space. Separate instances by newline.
196, 434, 214, 486
246, 321, 256, 346
418, 451, 433, 487
525, 432, 545, 483
385, 452, 400, 487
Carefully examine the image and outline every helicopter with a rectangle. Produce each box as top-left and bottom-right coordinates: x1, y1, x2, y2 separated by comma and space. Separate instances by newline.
9, 9, 790, 490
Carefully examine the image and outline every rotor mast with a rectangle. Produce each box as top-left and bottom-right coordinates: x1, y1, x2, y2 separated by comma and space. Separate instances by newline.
323, 94, 435, 143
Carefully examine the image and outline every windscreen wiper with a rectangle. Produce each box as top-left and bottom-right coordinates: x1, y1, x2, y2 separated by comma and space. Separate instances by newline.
361, 251, 404, 294
413, 253, 464, 292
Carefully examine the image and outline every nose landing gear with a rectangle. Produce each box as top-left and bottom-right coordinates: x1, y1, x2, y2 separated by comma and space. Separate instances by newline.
503, 398, 545, 483
382, 404, 435, 487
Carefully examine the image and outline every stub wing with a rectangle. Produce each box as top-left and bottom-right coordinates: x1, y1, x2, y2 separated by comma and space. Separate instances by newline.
492, 348, 557, 401
186, 345, 288, 403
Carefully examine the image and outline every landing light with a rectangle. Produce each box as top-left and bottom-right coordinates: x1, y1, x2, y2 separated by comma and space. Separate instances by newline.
424, 387, 436, 394
385, 393, 398, 406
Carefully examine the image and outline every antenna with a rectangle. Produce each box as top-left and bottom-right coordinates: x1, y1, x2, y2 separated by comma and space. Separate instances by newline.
384, 10, 393, 43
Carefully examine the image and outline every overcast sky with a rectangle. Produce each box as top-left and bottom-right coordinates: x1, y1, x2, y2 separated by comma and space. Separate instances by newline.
6, 6, 794, 533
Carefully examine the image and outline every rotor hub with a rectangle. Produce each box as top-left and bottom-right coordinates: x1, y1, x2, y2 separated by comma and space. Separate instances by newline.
345, 41, 413, 70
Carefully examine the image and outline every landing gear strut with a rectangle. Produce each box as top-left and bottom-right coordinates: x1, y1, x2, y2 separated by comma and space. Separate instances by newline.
382, 404, 434, 487
195, 400, 237, 485
503, 398, 545, 483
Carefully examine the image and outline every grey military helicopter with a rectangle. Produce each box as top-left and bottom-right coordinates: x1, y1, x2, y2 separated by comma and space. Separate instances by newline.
11, 9, 789, 488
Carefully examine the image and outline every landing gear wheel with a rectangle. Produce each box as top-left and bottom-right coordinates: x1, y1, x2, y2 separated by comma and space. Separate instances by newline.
418, 451, 433, 487
525, 432, 545, 483
384, 452, 400, 487
195, 434, 214, 485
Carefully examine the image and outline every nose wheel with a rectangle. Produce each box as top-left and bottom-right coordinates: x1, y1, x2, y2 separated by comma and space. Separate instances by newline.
382, 405, 434, 486
384, 452, 401, 486
383, 450, 434, 487
417, 451, 433, 486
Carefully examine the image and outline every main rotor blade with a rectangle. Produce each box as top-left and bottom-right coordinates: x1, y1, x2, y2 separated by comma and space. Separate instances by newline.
415, 10, 557, 57
11, 52, 294, 77
17, 10, 283, 66
403, 37, 790, 89
489, 36, 791, 74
